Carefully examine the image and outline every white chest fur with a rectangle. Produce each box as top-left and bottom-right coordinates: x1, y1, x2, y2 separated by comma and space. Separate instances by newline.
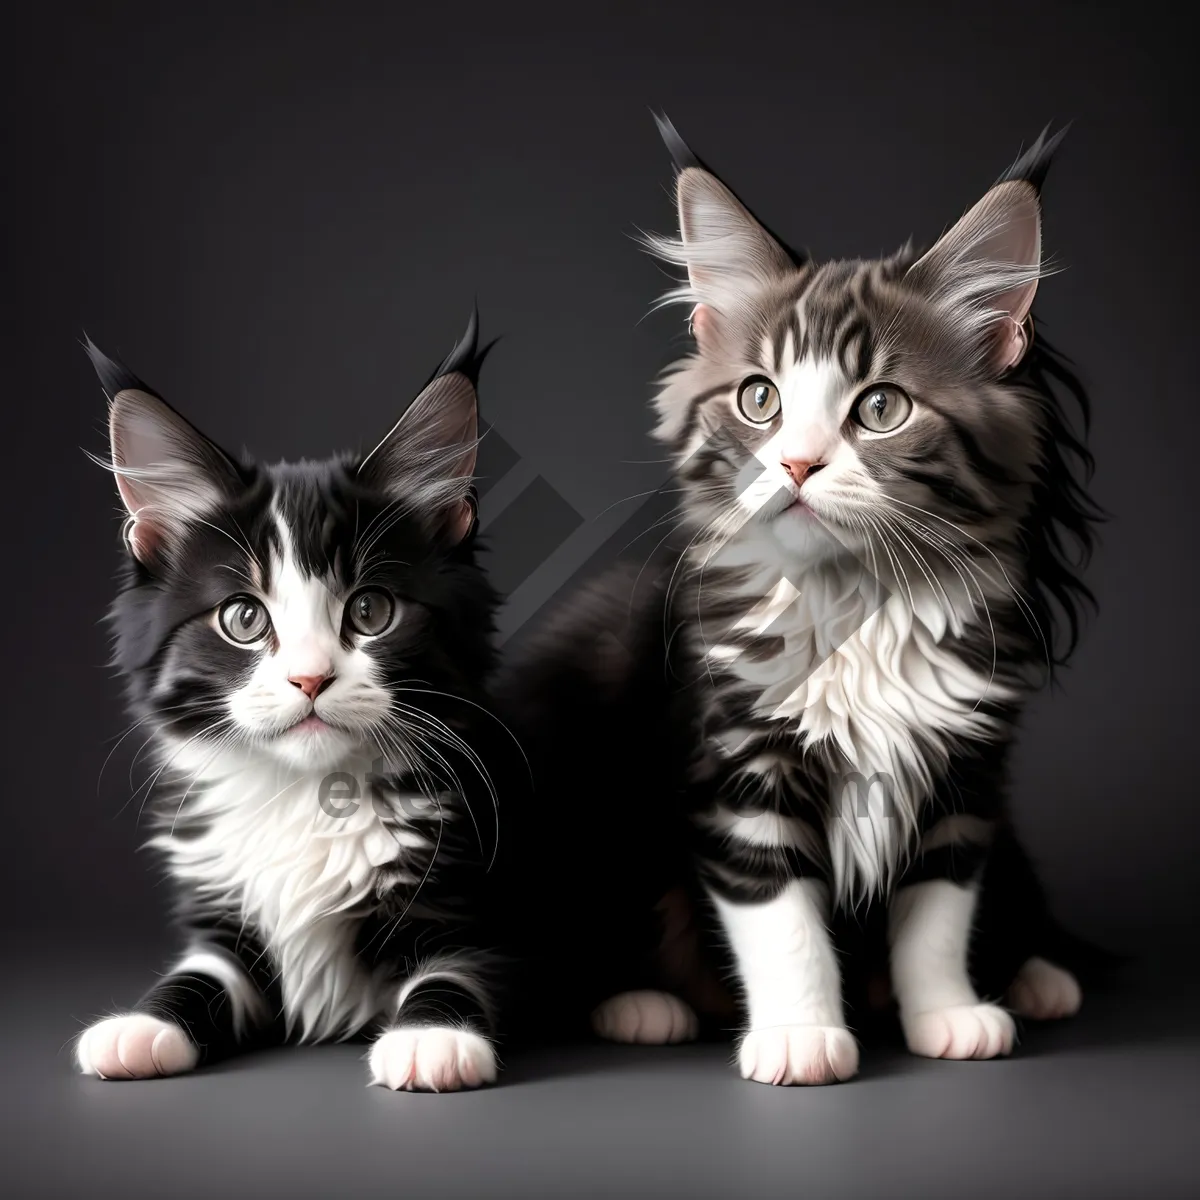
704, 537, 1013, 904
151, 751, 430, 1042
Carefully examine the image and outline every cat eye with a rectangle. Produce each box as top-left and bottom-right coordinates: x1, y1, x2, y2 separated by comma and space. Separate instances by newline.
218, 595, 272, 645
736, 377, 782, 424
852, 384, 913, 434
345, 588, 395, 637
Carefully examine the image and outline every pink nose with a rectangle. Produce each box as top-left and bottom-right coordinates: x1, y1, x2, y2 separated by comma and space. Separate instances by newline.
781, 457, 825, 485
289, 672, 333, 701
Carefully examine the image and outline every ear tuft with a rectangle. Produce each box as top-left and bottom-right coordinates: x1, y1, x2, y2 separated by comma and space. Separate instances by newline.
429, 302, 498, 389
906, 169, 1048, 375
83, 333, 159, 403
996, 123, 1070, 195
358, 311, 485, 544
652, 110, 704, 173
643, 114, 804, 330
87, 339, 244, 564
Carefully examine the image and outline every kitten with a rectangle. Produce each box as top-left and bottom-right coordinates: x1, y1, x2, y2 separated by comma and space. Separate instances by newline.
75, 312, 506, 1092
497, 120, 1104, 1082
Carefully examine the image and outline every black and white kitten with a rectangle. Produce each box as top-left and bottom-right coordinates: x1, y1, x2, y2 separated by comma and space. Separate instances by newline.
498, 121, 1104, 1083
75, 313, 506, 1092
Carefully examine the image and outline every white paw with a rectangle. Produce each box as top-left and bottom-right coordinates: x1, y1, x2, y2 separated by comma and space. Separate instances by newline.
368, 1027, 497, 1092
591, 990, 699, 1045
1006, 956, 1082, 1020
76, 1014, 198, 1080
737, 1025, 859, 1085
903, 1003, 1016, 1060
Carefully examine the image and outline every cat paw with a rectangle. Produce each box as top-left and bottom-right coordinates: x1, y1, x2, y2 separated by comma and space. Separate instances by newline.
76, 1014, 198, 1079
737, 1024, 859, 1085
367, 1027, 497, 1092
1007, 957, 1082, 1020
903, 1003, 1016, 1060
591, 990, 699, 1044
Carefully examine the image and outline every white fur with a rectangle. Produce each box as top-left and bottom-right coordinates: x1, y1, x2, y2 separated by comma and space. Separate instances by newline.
76, 1014, 198, 1079
888, 879, 1015, 1059
698, 806, 824, 861
220, 511, 397, 773
149, 517, 440, 1043
368, 1027, 496, 1092
902, 1004, 1016, 1060
737, 1023, 860, 1086
591, 990, 699, 1044
151, 751, 432, 1043
699, 356, 1014, 903
708, 544, 1007, 902
392, 952, 493, 1024
711, 878, 858, 1084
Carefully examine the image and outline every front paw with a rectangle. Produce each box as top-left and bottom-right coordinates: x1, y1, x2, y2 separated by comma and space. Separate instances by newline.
368, 1027, 497, 1092
903, 1003, 1016, 1060
76, 1014, 198, 1080
738, 1025, 859, 1085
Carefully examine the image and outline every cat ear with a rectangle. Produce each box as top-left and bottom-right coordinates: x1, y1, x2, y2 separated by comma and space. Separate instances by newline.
649, 114, 798, 349
906, 126, 1067, 374
86, 338, 244, 564
357, 309, 489, 545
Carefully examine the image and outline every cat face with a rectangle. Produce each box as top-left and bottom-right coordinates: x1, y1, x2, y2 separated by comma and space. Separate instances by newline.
94, 316, 495, 775
647, 121, 1063, 571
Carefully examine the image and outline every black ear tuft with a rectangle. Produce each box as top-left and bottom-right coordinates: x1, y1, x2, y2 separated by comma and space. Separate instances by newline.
428, 303, 496, 389
652, 110, 705, 173
82, 334, 160, 401
997, 124, 1071, 194
652, 112, 808, 270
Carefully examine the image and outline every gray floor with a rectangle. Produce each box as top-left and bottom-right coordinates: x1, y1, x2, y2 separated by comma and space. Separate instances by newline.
5, 951, 1198, 1200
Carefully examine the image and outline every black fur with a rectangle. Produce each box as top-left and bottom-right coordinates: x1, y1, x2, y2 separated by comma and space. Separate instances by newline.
492, 122, 1119, 1063
78, 316, 512, 1085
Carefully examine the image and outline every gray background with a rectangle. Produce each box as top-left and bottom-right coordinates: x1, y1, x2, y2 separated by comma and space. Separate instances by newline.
3, 2, 1197, 1196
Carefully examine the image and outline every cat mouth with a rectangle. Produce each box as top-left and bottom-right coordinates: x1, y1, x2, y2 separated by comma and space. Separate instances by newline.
286, 713, 340, 735
774, 492, 818, 521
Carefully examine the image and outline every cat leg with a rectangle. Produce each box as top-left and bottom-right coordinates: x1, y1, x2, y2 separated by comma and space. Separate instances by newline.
974, 824, 1084, 1019
696, 807, 858, 1085
368, 952, 498, 1092
591, 887, 720, 1044
889, 816, 1015, 1060
76, 935, 272, 1079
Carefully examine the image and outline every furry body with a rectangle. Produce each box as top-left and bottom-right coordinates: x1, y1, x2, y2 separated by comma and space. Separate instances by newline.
76, 315, 507, 1091
496, 121, 1104, 1082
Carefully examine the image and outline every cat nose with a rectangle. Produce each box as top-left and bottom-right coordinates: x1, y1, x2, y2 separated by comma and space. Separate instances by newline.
781, 457, 825, 485
289, 672, 334, 701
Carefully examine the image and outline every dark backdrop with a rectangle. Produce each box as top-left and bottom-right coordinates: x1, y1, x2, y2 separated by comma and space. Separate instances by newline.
2, 0, 1195, 960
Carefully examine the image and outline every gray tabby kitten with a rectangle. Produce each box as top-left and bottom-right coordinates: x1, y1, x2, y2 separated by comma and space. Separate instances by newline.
498, 118, 1101, 1086
630, 118, 1098, 1081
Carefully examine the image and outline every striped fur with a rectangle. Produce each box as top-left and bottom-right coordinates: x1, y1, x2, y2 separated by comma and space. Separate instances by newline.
496, 120, 1103, 1084
646, 119, 1097, 908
